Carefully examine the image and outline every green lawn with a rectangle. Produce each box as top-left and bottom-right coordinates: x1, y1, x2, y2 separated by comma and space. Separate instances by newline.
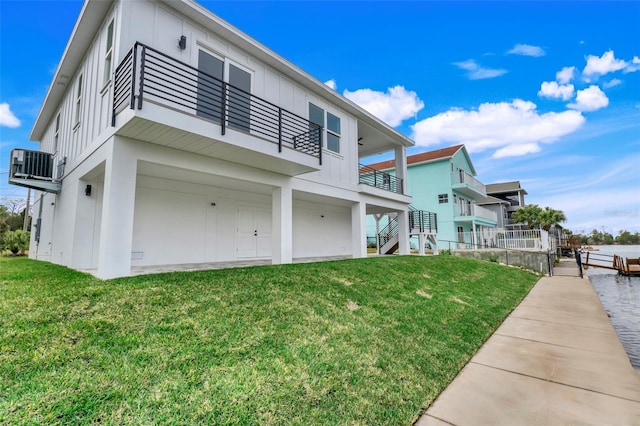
0, 255, 539, 425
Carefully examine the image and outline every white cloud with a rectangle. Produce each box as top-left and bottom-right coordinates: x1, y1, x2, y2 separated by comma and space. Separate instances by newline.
623, 56, 640, 73
602, 79, 622, 88
453, 59, 507, 80
0, 103, 20, 128
343, 85, 424, 127
538, 81, 575, 101
507, 44, 546, 57
493, 143, 541, 158
324, 79, 337, 90
556, 66, 575, 84
568, 85, 609, 112
410, 99, 585, 158
583, 50, 628, 80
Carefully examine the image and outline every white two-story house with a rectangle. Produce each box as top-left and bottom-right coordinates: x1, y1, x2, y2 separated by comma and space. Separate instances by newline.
9, 0, 413, 279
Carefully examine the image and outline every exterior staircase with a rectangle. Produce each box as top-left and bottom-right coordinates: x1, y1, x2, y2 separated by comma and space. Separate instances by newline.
377, 206, 437, 254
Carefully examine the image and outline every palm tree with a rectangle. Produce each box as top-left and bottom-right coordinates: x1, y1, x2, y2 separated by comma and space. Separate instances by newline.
512, 204, 543, 229
538, 207, 567, 231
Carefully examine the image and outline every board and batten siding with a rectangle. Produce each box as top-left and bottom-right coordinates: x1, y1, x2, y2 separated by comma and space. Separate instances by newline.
39, 5, 118, 171
119, 0, 358, 187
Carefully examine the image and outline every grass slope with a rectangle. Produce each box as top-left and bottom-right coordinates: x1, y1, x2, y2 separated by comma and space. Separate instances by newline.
0, 256, 539, 425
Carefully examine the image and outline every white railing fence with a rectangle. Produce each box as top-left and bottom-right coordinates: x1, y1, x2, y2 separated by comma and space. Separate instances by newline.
453, 229, 554, 251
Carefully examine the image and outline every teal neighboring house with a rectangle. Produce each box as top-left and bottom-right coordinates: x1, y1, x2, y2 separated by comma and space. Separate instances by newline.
367, 144, 498, 250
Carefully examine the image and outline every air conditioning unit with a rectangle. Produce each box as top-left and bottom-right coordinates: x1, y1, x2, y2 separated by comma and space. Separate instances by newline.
8, 149, 61, 193
10, 149, 54, 180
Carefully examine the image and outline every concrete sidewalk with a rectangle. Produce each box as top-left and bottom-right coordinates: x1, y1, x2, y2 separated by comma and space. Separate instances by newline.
417, 262, 640, 425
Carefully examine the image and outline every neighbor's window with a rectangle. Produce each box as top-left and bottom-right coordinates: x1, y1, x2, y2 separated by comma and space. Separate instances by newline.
103, 20, 114, 86
438, 194, 449, 204
74, 74, 83, 127
309, 103, 341, 154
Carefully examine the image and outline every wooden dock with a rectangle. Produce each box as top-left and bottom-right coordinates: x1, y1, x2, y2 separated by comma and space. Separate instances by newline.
582, 251, 640, 276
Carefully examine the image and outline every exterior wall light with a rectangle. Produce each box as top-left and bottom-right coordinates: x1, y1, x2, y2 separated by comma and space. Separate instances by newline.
178, 35, 187, 50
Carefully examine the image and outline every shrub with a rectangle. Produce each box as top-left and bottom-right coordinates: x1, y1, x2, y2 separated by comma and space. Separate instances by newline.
439, 249, 451, 256
2, 230, 30, 255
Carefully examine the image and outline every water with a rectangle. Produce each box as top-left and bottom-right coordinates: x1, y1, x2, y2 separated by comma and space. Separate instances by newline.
584, 245, 640, 369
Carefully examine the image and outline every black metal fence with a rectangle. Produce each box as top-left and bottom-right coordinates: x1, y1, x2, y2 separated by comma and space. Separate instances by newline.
358, 164, 404, 194
112, 42, 322, 163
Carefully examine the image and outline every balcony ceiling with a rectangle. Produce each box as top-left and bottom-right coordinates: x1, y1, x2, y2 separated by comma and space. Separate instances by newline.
453, 185, 486, 199
116, 106, 321, 177
357, 120, 404, 158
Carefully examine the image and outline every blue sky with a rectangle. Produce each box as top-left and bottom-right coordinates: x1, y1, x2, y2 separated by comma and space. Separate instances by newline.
1, 1, 639, 234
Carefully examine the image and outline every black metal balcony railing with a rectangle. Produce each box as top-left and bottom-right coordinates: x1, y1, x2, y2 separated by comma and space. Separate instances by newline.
408, 205, 437, 233
378, 215, 399, 248
112, 42, 322, 163
358, 164, 403, 194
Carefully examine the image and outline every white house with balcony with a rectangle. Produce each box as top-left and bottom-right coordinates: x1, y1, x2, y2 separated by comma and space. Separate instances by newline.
8, 0, 415, 279
366, 144, 497, 250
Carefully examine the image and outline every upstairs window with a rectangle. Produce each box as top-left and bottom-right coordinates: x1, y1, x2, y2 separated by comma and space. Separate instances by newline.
103, 20, 114, 86
54, 113, 60, 153
74, 74, 83, 128
309, 103, 341, 154
438, 194, 449, 204
326, 112, 340, 153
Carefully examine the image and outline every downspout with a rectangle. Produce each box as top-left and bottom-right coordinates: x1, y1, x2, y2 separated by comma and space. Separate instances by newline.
34, 192, 44, 258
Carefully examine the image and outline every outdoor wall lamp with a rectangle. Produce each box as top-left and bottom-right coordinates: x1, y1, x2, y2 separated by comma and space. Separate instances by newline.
178, 35, 187, 50
85, 185, 92, 196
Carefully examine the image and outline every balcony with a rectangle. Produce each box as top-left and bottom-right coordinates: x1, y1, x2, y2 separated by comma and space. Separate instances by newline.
112, 43, 322, 176
455, 203, 497, 224
358, 163, 404, 194
452, 169, 486, 198
8, 149, 61, 193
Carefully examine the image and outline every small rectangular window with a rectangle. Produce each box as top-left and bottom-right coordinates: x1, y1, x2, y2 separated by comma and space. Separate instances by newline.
103, 20, 114, 85
326, 112, 340, 153
75, 74, 83, 127
438, 194, 449, 204
54, 113, 60, 152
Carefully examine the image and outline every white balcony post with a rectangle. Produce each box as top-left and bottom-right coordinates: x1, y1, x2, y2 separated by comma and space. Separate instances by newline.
272, 183, 293, 264
351, 201, 367, 258
397, 209, 410, 255
97, 138, 137, 279
394, 146, 407, 194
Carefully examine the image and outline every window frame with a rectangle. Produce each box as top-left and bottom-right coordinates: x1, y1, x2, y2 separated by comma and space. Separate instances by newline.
103, 19, 114, 87
74, 74, 83, 129
54, 113, 60, 154
308, 102, 341, 154
194, 42, 255, 130
438, 194, 449, 204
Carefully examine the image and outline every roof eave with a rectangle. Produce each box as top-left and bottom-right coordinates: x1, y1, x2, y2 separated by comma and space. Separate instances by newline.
30, 0, 113, 141
167, 0, 414, 148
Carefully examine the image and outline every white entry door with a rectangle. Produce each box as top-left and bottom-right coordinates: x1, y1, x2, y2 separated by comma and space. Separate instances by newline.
237, 206, 272, 258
